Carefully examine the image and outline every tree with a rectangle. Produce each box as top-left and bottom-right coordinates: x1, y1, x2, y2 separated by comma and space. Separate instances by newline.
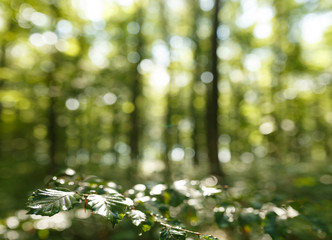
128, 4, 145, 179
206, 0, 224, 182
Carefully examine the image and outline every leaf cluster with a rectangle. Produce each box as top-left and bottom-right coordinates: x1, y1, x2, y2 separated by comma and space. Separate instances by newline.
26, 169, 221, 240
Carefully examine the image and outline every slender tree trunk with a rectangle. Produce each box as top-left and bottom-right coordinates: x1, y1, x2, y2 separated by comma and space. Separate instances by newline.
160, 0, 172, 182
47, 71, 57, 174
129, 65, 140, 177
112, 107, 120, 163
129, 6, 144, 179
206, 0, 224, 182
0, 44, 5, 159
191, 101, 200, 166
190, 0, 202, 166
326, 86, 332, 158
47, 4, 61, 174
270, 0, 290, 162
164, 92, 172, 181
42, 3, 61, 175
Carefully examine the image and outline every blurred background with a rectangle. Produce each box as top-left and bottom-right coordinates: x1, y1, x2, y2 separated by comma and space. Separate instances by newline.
0, 0, 332, 238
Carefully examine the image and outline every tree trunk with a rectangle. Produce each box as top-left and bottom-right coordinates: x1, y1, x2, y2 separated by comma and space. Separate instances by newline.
129, 6, 144, 179
0, 44, 6, 159
206, 0, 224, 182
190, 0, 202, 166
47, 4, 61, 174
47, 72, 57, 174
160, 0, 173, 182
129, 66, 140, 177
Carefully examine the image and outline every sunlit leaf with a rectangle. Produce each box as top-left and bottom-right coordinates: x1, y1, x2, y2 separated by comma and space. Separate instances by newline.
27, 189, 81, 216
129, 209, 146, 226
87, 193, 131, 226
128, 209, 154, 232
201, 186, 222, 197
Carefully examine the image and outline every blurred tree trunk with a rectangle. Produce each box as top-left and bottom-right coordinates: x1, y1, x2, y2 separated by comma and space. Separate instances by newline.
327, 86, 332, 158
206, 0, 224, 182
270, 0, 294, 162
270, 1, 285, 161
47, 70, 57, 174
164, 86, 173, 182
160, 0, 172, 182
112, 107, 120, 163
129, 6, 144, 179
0, 44, 5, 159
190, 0, 202, 166
47, 4, 61, 174
130, 76, 140, 174
109, 105, 120, 164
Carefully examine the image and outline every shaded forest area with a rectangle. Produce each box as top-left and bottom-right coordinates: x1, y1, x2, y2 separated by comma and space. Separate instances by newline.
0, 0, 332, 239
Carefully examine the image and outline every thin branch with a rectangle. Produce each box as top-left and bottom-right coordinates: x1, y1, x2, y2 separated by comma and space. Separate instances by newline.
152, 213, 202, 236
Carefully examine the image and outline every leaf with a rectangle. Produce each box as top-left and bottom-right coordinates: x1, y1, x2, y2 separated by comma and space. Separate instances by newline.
27, 189, 81, 216
141, 224, 152, 232
128, 209, 154, 232
87, 193, 131, 226
201, 235, 219, 240
129, 210, 146, 226
201, 186, 222, 197
159, 227, 186, 240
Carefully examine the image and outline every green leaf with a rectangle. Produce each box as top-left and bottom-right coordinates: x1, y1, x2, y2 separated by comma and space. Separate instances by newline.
201, 235, 219, 240
159, 227, 186, 240
27, 189, 81, 216
141, 224, 152, 232
129, 210, 147, 226
87, 193, 132, 226
128, 209, 154, 232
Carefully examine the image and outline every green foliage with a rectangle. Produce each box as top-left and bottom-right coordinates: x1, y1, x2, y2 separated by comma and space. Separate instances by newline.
27, 189, 80, 216
25, 170, 220, 239
26, 186, 132, 227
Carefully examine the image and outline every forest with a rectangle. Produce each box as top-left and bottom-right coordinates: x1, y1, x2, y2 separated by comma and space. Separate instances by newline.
0, 0, 332, 239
